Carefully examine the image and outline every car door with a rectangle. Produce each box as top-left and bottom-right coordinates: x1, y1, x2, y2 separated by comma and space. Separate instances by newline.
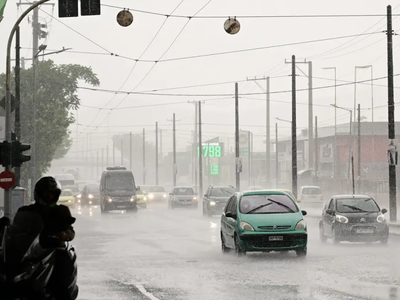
225, 195, 238, 247
221, 197, 234, 245
203, 187, 211, 207
323, 199, 335, 236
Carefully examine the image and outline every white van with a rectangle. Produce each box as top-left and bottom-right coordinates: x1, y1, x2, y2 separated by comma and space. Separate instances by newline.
53, 174, 76, 188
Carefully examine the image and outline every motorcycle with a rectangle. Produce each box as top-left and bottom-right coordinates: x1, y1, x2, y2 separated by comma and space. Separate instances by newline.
0, 211, 78, 300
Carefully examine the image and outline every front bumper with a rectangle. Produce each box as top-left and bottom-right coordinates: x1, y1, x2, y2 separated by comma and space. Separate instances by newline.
172, 199, 198, 207
105, 201, 137, 210
207, 202, 226, 214
334, 222, 389, 242
137, 199, 147, 207
238, 232, 307, 252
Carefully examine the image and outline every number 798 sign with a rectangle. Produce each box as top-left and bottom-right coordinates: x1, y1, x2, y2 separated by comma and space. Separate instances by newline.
197, 144, 222, 158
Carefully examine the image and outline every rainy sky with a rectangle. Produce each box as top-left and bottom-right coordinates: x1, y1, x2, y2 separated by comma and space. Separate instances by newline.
0, 0, 398, 154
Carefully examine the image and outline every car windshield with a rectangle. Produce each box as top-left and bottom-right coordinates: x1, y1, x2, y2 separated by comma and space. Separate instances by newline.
336, 198, 380, 213
61, 190, 73, 196
105, 174, 134, 190
65, 186, 79, 193
211, 187, 235, 197
240, 194, 298, 214
302, 187, 322, 195
87, 185, 99, 194
149, 186, 165, 193
173, 188, 195, 195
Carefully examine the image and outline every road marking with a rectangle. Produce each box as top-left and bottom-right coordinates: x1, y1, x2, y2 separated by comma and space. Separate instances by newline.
135, 283, 160, 300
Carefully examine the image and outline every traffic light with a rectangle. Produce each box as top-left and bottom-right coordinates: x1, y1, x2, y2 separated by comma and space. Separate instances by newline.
58, 0, 78, 18
0, 141, 11, 167
11, 141, 31, 167
81, 0, 101, 16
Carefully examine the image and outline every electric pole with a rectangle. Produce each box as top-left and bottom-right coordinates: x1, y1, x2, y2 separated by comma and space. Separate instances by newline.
235, 82, 240, 191
120, 137, 123, 166
198, 101, 203, 198
130, 132, 132, 171
357, 104, 361, 193
143, 128, 146, 184
173, 113, 177, 186
315, 116, 318, 185
156, 122, 159, 185
387, 5, 397, 221
15, 26, 21, 186
113, 140, 115, 165
291, 55, 298, 198
189, 101, 200, 192
275, 123, 279, 188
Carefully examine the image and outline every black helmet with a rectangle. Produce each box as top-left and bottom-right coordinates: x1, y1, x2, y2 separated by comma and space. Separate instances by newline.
34, 176, 62, 206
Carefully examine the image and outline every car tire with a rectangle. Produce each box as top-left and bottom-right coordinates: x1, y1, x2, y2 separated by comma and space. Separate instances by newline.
234, 235, 246, 257
380, 237, 389, 245
221, 233, 230, 254
296, 246, 307, 257
100, 203, 108, 214
332, 228, 340, 245
319, 223, 327, 243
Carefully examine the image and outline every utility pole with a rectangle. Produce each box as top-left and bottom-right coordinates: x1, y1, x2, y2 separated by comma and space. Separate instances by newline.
275, 123, 279, 188
15, 26, 21, 186
96, 151, 99, 179
357, 104, 361, 193
160, 129, 163, 162
113, 140, 115, 165
246, 76, 270, 186
286, 58, 313, 170
155, 122, 159, 185
291, 55, 298, 198
120, 137, 123, 166
106, 144, 109, 166
101, 148, 104, 171
143, 128, 146, 184
198, 101, 203, 198
387, 5, 397, 221
247, 131, 252, 187
235, 82, 240, 191
315, 116, 318, 185
173, 113, 177, 186
189, 101, 199, 192
130, 132, 132, 171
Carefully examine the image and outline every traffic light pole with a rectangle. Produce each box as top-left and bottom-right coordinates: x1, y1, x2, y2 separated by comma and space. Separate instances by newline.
4, 0, 49, 218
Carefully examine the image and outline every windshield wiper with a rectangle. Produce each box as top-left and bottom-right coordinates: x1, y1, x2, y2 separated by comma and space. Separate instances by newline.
246, 198, 294, 214
342, 204, 369, 212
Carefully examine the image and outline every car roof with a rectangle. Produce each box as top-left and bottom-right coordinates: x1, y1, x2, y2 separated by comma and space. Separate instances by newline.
211, 186, 234, 189
301, 186, 321, 189
62, 189, 72, 192
173, 186, 194, 189
333, 194, 371, 199
241, 190, 286, 197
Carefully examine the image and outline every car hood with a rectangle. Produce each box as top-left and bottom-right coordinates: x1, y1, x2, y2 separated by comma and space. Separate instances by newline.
59, 196, 74, 201
148, 192, 166, 196
173, 195, 195, 199
209, 197, 229, 202
240, 212, 303, 229
338, 211, 381, 222
106, 190, 135, 197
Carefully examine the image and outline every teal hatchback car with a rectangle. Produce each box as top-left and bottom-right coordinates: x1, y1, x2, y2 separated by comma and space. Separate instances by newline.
220, 190, 308, 257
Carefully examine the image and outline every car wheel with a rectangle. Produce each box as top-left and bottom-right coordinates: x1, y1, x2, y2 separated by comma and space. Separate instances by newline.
319, 223, 327, 243
296, 246, 307, 257
221, 233, 230, 254
332, 228, 340, 245
380, 237, 389, 245
234, 235, 246, 257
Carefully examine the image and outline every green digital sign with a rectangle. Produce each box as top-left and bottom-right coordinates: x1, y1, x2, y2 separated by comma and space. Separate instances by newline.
197, 144, 222, 158
210, 165, 219, 175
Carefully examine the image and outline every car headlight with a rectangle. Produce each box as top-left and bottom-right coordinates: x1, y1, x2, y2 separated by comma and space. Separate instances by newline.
240, 221, 255, 232
77, 194, 81, 198
144, 196, 147, 201
107, 196, 112, 203
377, 214, 386, 223
335, 215, 348, 223
149, 194, 154, 199
88, 194, 94, 199
163, 194, 167, 198
130, 196, 136, 202
210, 201, 216, 206
68, 199, 72, 203
78, 200, 81, 203
193, 196, 197, 200
295, 219, 307, 230
89, 201, 92, 204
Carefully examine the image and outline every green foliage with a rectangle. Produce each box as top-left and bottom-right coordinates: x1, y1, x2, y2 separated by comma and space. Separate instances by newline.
0, 60, 100, 180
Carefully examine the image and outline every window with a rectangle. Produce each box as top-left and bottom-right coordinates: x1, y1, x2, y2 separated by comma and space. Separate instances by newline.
328, 199, 334, 210
225, 196, 235, 213
149, 186, 165, 193
105, 174, 134, 190
336, 198, 380, 213
173, 188, 195, 195
302, 187, 322, 195
61, 190, 73, 196
211, 187, 235, 197
239, 194, 298, 214
88, 184, 99, 193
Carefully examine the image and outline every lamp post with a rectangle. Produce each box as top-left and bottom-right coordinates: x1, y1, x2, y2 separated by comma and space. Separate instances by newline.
322, 67, 337, 180
331, 104, 354, 194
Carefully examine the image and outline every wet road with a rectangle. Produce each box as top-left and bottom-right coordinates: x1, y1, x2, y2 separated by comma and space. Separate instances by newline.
73, 203, 400, 300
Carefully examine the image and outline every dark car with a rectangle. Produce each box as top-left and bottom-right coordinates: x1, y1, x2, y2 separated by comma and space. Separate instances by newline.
168, 186, 198, 209
80, 184, 100, 206
203, 185, 236, 217
319, 195, 389, 244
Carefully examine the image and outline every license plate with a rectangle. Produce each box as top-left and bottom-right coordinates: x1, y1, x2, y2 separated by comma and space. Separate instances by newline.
117, 205, 126, 209
356, 228, 373, 234
269, 236, 283, 241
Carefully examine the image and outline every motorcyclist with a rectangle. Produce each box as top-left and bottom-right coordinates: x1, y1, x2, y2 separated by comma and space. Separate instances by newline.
16, 176, 78, 300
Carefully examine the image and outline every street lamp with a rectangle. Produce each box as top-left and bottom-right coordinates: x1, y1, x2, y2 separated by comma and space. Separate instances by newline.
331, 104, 354, 194
322, 67, 337, 180
275, 117, 292, 124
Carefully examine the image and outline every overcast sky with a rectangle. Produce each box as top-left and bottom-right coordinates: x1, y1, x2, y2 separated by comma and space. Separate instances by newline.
1, 0, 399, 156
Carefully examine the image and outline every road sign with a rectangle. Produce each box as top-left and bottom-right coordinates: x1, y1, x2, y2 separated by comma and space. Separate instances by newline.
0, 170, 15, 189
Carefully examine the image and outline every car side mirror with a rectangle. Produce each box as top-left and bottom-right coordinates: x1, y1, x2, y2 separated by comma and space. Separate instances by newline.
326, 209, 334, 215
301, 210, 307, 216
382, 208, 388, 214
225, 212, 237, 219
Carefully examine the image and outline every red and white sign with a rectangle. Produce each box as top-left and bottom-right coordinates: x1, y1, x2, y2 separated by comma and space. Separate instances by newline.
0, 170, 15, 189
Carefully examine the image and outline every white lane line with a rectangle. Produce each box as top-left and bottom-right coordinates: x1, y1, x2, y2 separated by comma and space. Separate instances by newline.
135, 283, 160, 300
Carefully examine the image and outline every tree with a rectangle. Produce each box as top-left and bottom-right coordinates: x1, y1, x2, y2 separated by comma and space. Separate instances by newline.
0, 59, 100, 181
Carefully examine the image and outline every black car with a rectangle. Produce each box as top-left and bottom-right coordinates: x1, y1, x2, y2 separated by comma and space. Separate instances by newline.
203, 185, 235, 217
168, 186, 198, 209
80, 184, 100, 206
319, 195, 389, 244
